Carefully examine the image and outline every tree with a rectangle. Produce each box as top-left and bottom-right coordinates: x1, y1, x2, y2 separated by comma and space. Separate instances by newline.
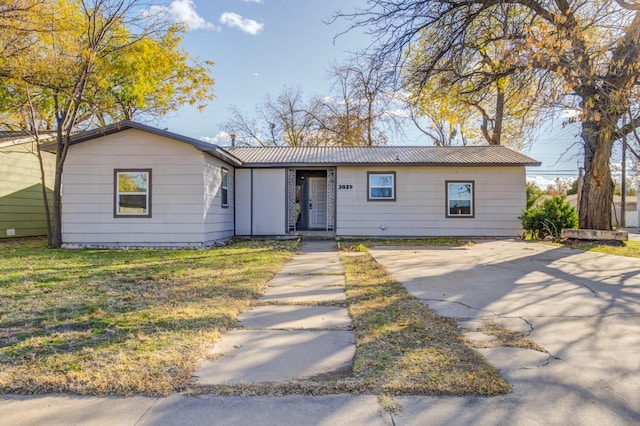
526, 181, 545, 209
222, 87, 323, 146
403, 4, 552, 149
222, 59, 401, 147
0, 0, 215, 247
315, 58, 400, 146
338, 0, 640, 230
566, 178, 579, 195
96, 24, 215, 122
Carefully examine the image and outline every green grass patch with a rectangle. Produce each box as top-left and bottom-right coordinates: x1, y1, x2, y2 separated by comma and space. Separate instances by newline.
0, 238, 297, 396
341, 254, 510, 396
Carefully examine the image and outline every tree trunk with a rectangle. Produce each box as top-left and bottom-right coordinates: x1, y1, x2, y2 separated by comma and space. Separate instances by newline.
51, 126, 64, 248
35, 139, 53, 246
491, 82, 505, 146
579, 121, 614, 230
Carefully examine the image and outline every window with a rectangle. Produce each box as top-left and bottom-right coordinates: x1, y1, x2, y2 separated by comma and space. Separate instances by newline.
446, 181, 474, 218
221, 167, 229, 208
368, 172, 396, 201
114, 169, 151, 218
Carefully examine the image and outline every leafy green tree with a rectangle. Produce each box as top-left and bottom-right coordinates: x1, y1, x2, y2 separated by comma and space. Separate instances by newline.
526, 181, 545, 209
566, 179, 579, 195
96, 24, 215, 122
614, 180, 638, 196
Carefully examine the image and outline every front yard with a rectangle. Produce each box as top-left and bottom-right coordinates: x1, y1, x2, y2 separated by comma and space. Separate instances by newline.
4, 235, 634, 397
0, 238, 296, 396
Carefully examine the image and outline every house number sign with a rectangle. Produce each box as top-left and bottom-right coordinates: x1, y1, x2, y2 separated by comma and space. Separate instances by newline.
338, 184, 353, 190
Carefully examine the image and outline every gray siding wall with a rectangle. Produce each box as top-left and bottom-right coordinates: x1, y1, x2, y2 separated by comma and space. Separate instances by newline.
252, 169, 286, 235
0, 141, 55, 238
336, 166, 526, 237
203, 155, 234, 243
233, 168, 286, 236
234, 169, 252, 235
62, 129, 210, 247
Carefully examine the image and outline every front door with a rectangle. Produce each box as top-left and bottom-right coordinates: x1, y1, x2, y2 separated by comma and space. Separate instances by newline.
308, 177, 327, 229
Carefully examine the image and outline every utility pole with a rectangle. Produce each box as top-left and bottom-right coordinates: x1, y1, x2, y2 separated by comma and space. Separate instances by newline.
622, 135, 627, 228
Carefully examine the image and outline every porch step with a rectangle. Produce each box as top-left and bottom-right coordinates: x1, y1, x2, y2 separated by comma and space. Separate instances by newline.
292, 230, 336, 240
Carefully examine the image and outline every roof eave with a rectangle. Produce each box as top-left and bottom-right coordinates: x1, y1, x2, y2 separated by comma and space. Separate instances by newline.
40, 120, 243, 167
237, 161, 542, 168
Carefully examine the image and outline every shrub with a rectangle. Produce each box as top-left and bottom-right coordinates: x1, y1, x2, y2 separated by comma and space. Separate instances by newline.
519, 196, 578, 240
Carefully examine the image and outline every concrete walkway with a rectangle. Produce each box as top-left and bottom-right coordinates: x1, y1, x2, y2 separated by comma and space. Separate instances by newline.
193, 240, 355, 384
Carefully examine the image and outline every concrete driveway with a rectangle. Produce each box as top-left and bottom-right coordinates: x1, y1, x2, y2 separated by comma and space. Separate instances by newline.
371, 240, 640, 425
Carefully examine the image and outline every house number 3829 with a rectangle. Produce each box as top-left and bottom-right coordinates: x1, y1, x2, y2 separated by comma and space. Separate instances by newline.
338, 185, 353, 190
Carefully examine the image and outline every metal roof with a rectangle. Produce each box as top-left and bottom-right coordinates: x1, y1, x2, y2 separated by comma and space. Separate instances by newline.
39, 121, 539, 168
40, 121, 242, 166
224, 145, 541, 167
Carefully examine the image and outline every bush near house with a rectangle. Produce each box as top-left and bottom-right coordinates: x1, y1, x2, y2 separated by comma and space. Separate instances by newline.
520, 195, 578, 240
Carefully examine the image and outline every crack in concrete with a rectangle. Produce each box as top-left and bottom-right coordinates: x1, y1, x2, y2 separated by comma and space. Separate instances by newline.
520, 353, 563, 370
134, 397, 161, 425
421, 298, 501, 317
388, 413, 397, 426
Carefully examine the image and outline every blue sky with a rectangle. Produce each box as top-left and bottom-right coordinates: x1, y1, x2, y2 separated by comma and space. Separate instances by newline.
151, 0, 584, 187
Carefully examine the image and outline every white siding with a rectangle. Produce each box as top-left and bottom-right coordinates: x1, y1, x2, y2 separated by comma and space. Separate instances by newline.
234, 169, 252, 235
62, 129, 210, 247
203, 155, 234, 243
252, 169, 286, 235
336, 166, 526, 237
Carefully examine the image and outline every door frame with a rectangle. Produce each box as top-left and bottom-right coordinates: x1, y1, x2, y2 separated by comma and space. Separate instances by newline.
286, 168, 336, 233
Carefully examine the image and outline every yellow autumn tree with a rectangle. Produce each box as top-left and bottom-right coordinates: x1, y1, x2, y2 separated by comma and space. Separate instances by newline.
0, 0, 215, 246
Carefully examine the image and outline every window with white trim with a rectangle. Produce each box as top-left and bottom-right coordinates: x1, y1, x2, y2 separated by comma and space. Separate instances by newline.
221, 167, 229, 208
446, 181, 474, 218
368, 172, 396, 201
114, 169, 151, 217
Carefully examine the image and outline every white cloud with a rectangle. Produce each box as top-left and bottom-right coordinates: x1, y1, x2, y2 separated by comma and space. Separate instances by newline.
219, 12, 264, 35
200, 131, 235, 145
148, 0, 216, 31
252, 72, 260, 77
242, 0, 264, 3
527, 175, 556, 189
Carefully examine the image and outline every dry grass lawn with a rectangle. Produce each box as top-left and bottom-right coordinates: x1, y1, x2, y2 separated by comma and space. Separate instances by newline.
0, 238, 297, 396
